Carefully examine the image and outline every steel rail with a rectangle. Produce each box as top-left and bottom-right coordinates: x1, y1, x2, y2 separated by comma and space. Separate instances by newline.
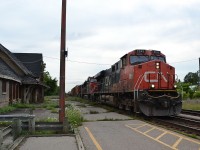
181, 109, 200, 117
152, 116, 200, 136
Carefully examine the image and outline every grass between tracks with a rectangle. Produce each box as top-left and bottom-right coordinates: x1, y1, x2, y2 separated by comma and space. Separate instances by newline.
182, 101, 200, 111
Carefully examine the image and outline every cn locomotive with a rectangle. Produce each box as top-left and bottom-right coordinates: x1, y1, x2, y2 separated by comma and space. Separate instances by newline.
71, 49, 182, 116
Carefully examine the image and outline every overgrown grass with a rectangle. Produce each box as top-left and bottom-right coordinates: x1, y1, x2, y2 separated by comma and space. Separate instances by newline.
12, 103, 36, 109
182, 101, 200, 110
21, 130, 58, 135
67, 96, 116, 112
67, 96, 88, 104
0, 96, 59, 115
36, 117, 58, 122
0, 106, 16, 114
42, 97, 59, 111
66, 104, 84, 129
0, 121, 12, 126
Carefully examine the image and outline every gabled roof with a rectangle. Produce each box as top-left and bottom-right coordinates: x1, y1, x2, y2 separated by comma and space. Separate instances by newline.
14, 53, 43, 78
0, 44, 47, 87
0, 59, 21, 82
0, 44, 34, 77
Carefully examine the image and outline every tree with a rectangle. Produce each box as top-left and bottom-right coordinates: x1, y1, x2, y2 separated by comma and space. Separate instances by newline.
184, 72, 198, 85
44, 71, 59, 96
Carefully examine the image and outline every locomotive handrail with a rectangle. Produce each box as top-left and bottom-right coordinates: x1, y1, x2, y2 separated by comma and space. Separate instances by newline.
136, 74, 145, 99
134, 74, 144, 100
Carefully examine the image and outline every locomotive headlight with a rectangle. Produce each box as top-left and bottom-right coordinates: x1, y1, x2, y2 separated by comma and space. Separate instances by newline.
155, 62, 160, 69
174, 84, 177, 88
151, 84, 155, 89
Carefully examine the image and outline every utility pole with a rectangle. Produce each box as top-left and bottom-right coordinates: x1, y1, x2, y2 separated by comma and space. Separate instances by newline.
199, 57, 200, 87
59, 0, 67, 122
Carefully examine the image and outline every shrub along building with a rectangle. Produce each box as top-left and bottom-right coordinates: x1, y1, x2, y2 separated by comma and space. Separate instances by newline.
0, 44, 47, 108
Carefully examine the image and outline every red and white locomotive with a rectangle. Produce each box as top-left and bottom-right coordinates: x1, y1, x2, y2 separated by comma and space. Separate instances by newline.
71, 49, 182, 116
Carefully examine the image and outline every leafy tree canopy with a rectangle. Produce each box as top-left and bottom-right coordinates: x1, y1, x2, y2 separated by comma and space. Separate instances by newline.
184, 72, 198, 85
43, 63, 59, 96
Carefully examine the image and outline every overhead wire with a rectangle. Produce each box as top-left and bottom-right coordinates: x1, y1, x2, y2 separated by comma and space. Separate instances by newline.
43, 55, 199, 65
0, 48, 198, 65
170, 58, 198, 64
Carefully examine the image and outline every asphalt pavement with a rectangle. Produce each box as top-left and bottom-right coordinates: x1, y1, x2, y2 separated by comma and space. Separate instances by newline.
3, 99, 200, 150
72, 100, 200, 150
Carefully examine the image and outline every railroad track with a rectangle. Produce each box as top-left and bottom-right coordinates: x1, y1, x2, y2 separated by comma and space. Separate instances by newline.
181, 109, 200, 117
151, 116, 200, 136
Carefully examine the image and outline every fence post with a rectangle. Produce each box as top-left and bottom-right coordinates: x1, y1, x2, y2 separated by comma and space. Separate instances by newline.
29, 109, 35, 134
29, 117, 35, 134
0, 130, 3, 150
12, 118, 22, 140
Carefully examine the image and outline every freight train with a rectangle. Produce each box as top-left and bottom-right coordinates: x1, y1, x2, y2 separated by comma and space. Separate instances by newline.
71, 49, 182, 116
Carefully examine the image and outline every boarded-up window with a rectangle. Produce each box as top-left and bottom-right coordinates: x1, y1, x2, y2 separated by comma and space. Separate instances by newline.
13, 83, 16, 100
16, 83, 19, 99
2, 79, 7, 93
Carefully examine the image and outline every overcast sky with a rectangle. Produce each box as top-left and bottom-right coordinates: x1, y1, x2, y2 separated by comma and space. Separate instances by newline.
0, 0, 200, 92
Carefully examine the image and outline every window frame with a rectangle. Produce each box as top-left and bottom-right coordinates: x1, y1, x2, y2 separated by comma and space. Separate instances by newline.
2, 79, 7, 94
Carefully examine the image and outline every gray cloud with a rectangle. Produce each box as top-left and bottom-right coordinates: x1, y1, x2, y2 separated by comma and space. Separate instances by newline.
0, 0, 200, 91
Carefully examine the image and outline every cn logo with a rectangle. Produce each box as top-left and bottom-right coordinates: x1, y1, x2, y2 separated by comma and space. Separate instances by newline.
144, 71, 168, 83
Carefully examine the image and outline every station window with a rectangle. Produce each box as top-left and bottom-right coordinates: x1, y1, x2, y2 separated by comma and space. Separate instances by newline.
2, 79, 7, 93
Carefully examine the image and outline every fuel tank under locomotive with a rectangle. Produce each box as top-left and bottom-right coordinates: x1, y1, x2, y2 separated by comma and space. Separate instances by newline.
138, 90, 182, 116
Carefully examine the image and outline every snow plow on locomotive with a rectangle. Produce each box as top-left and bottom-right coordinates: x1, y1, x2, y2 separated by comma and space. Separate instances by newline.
71, 49, 182, 116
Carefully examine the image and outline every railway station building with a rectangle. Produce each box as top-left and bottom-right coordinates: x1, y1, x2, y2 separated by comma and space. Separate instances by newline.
0, 44, 47, 108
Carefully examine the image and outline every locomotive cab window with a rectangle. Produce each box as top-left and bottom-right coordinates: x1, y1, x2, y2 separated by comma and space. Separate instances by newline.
130, 55, 149, 65
150, 56, 166, 62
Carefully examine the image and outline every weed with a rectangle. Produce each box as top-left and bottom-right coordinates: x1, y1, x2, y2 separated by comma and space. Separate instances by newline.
66, 104, 84, 129
36, 117, 58, 122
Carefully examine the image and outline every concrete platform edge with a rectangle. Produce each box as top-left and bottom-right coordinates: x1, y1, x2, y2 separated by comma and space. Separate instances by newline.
74, 128, 85, 150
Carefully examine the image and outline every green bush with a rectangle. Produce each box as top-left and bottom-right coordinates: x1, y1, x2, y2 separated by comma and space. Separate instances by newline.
66, 104, 83, 129
193, 91, 200, 99
182, 91, 189, 100
189, 90, 195, 99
